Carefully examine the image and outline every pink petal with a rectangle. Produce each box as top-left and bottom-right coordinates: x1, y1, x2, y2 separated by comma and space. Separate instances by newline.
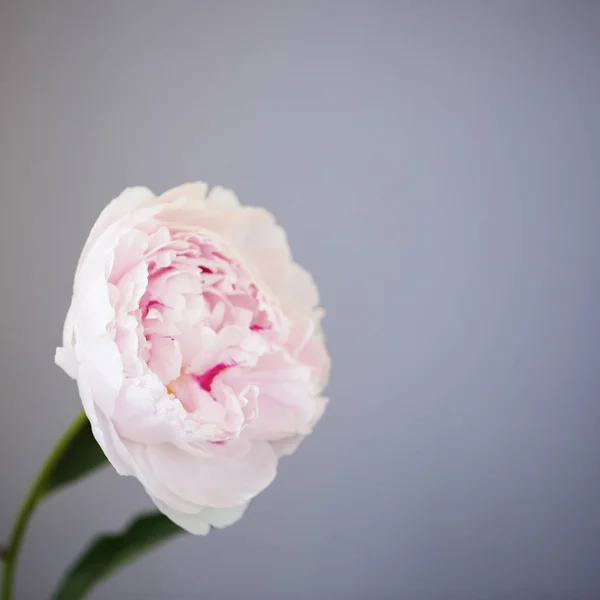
148, 337, 182, 385
144, 440, 277, 508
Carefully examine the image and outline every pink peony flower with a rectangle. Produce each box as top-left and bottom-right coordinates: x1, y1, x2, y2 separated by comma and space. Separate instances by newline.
55, 183, 330, 534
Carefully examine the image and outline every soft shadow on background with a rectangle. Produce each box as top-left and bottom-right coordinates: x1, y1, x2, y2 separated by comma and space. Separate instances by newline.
1, 1, 599, 599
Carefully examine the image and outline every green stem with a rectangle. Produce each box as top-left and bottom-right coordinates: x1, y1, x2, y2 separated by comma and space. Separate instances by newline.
2, 411, 88, 600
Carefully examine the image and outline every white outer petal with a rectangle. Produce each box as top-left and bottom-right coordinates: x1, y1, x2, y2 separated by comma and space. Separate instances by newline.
159, 182, 208, 205
79, 186, 156, 272
153, 499, 248, 535
55, 308, 78, 379
77, 363, 132, 476
205, 185, 241, 210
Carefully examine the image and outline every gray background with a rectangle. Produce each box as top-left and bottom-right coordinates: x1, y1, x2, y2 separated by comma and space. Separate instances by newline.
1, 1, 599, 599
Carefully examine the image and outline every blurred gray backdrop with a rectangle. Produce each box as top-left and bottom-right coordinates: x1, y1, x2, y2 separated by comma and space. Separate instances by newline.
1, 1, 600, 599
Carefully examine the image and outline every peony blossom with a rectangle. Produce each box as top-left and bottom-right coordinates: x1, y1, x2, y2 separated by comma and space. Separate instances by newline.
55, 183, 330, 534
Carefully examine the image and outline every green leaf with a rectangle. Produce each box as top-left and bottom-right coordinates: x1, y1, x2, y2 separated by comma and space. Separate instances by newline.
41, 416, 108, 497
52, 513, 184, 600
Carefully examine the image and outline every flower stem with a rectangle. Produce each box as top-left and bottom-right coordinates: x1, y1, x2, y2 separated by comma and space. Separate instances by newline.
2, 411, 88, 600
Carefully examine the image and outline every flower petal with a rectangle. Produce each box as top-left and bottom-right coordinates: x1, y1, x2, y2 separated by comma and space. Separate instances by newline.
153, 498, 248, 535
79, 187, 156, 270
205, 185, 240, 211
143, 440, 277, 508
159, 182, 208, 205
